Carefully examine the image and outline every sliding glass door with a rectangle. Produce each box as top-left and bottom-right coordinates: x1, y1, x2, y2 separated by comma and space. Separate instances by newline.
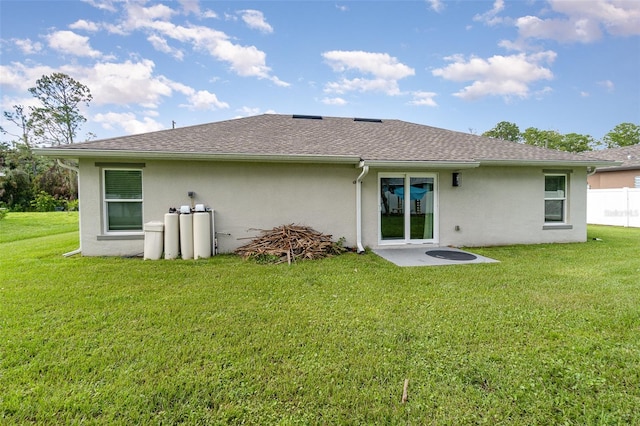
379, 173, 437, 244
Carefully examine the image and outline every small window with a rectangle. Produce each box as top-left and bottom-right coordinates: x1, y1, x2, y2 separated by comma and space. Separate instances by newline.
544, 174, 567, 223
104, 169, 143, 232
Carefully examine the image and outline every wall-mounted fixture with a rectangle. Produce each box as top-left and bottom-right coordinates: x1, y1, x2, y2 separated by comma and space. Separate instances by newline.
188, 191, 195, 198
452, 172, 461, 187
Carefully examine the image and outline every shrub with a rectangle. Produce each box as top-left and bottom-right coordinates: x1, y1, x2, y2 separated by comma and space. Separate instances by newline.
31, 191, 58, 212
66, 199, 79, 211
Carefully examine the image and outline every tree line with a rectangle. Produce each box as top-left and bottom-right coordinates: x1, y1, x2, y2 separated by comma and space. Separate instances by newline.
482, 121, 640, 152
0, 73, 91, 212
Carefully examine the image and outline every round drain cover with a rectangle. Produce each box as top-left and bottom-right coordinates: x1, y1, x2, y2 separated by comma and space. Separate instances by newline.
426, 250, 477, 261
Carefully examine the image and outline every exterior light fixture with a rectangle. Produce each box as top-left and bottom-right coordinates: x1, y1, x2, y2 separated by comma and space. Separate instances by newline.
452, 172, 461, 187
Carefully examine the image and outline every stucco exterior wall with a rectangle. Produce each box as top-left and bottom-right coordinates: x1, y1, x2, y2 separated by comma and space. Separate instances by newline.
78, 160, 589, 256
588, 169, 640, 189
78, 159, 359, 256
360, 166, 588, 249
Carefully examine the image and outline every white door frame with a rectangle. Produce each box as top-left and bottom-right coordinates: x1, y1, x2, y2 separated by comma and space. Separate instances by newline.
378, 172, 439, 246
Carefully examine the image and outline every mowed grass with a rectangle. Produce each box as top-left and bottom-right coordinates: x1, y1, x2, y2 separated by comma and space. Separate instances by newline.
1, 213, 639, 424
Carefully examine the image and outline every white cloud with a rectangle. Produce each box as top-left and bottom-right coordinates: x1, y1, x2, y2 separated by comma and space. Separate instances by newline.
409, 91, 438, 107
147, 34, 184, 60
93, 111, 165, 135
13, 38, 42, 55
107, 3, 288, 86
81, 0, 117, 13
46, 30, 102, 58
178, 0, 200, 16
549, 0, 640, 37
322, 50, 414, 96
336, 4, 349, 12
598, 79, 615, 92
0, 62, 57, 91
69, 19, 100, 32
473, 0, 505, 26
516, 15, 602, 43
238, 10, 273, 34
427, 0, 444, 13
323, 50, 415, 80
180, 90, 229, 110
321, 97, 348, 105
515, 0, 640, 44
78, 59, 174, 107
432, 51, 556, 100
325, 78, 403, 96
202, 10, 218, 19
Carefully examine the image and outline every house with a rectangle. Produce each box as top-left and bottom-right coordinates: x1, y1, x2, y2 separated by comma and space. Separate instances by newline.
584, 145, 640, 189
36, 114, 615, 257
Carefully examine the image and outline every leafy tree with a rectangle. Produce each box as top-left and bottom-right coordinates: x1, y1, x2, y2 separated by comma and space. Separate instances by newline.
521, 127, 563, 149
602, 122, 640, 148
560, 133, 595, 153
28, 73, 92, 146
482, 121, 521, 142
1, 105, 33, 148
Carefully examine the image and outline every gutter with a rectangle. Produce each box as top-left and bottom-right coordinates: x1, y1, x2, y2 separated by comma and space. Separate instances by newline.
355, 161, 369, 253
362, 160, 480, 169
55, 159, 82, 257
477, 159, 621, 168
36, 148, 362, 165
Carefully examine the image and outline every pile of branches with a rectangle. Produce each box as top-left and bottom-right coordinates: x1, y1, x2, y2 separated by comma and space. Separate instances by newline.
235, 224, 347, 264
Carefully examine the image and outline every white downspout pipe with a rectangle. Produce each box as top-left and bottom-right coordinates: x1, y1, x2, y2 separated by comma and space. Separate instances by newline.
57, 159, 82, 257
355, 162, 369, 253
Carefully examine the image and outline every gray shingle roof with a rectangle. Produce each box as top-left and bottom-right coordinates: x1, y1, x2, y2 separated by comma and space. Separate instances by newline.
41, 114, 612, 165
581, 144, 640, 170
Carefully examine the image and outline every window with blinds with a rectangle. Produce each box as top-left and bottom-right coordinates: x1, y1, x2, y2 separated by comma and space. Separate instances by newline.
103, 169, 143, 232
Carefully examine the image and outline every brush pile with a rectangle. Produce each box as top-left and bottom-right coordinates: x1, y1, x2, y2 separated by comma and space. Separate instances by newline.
235, 224, 346, 264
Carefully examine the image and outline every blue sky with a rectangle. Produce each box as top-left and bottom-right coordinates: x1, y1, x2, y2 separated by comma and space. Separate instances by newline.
1, 0, 639, 144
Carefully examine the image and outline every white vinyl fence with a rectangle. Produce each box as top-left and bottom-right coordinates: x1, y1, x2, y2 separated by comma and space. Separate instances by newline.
587, 188, 640, 228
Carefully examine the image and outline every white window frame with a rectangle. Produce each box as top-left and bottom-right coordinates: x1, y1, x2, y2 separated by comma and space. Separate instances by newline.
544, 173, 568, 224
102, 168, 143, 234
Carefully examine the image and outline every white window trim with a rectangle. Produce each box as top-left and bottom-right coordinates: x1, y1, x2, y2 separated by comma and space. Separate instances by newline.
544, 173, 568, 225
102, 168, 144, 235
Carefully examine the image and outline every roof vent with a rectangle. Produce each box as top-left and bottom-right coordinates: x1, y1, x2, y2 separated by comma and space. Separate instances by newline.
292, 114, 323, 120
354, 117, 382, 123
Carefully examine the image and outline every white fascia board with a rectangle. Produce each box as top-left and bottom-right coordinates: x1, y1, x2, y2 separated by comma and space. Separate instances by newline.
34, 148, 362, 165
477, 159, 622, 168
362, 160, 480, 169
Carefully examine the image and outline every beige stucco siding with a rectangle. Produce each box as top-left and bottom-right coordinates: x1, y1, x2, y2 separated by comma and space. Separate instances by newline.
78, 159, 589, 257
360, 166, 588, 249
588, 169, 640, 189
79, 159, 358, 256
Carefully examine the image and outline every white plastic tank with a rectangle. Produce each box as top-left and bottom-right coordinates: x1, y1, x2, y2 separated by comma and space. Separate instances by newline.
179, 212, 194, 260
193, 211, 212, 259
164, 212, 180, 260
143, 221, 164, 260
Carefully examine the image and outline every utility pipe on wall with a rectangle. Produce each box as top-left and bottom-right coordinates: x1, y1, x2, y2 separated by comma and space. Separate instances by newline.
355, 162, 369, 253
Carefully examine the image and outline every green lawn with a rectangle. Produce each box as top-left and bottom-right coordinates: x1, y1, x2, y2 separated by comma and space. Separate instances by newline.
1, 213, 639, 424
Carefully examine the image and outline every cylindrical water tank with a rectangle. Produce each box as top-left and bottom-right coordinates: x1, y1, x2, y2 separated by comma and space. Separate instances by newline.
193, 211, 212, 259
179, 213, 194, 260
164, 212, 180, 259
143, 221, 164, 260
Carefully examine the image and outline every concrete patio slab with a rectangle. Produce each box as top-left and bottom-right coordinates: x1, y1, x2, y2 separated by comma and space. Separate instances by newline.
373, 247, 499, 267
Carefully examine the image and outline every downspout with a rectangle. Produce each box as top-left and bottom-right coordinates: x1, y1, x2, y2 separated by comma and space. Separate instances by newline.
56, 159, 82, 257
355, 161, 369, 253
